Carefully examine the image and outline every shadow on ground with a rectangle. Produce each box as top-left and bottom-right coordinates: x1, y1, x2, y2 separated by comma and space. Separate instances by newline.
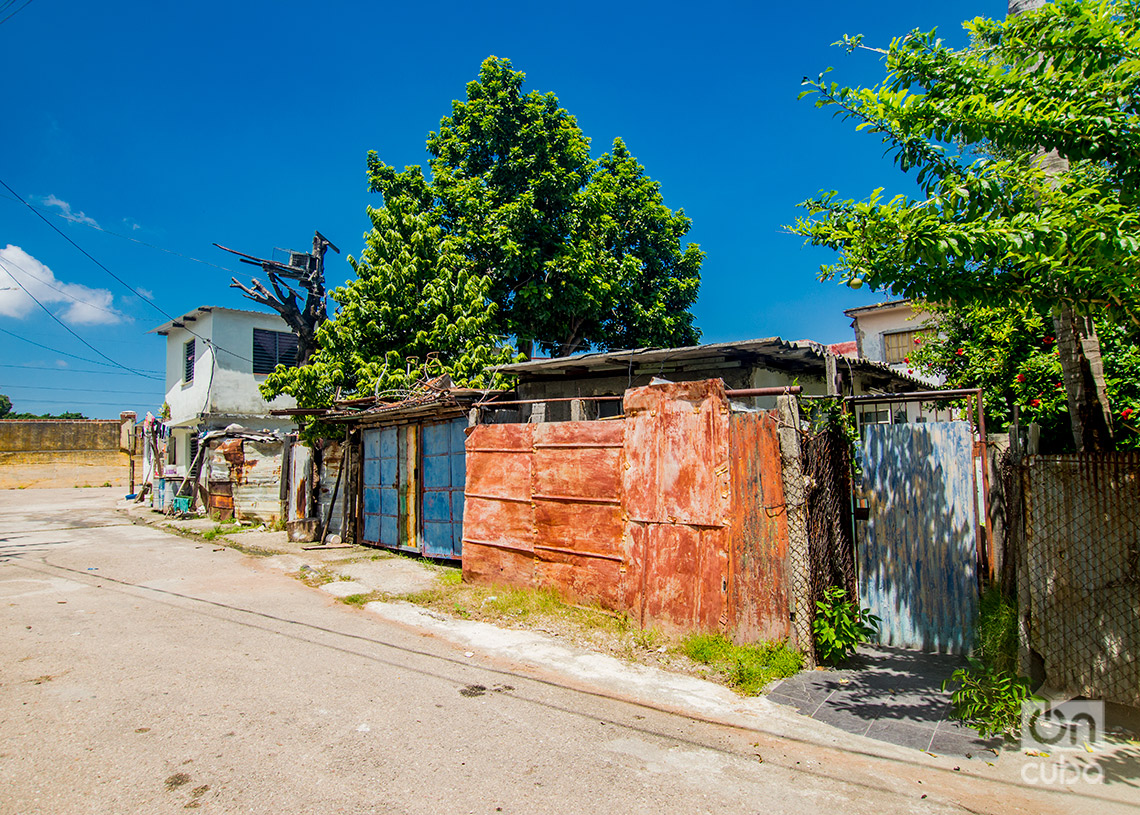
771, 644, 1001, 758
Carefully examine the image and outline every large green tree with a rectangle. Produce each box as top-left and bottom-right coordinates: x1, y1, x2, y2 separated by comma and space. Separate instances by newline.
792, 0, 1140, 450
412, 56, 702, 356
261, 167, 519, 435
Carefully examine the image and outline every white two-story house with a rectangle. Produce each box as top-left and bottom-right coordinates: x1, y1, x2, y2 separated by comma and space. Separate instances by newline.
150, 306, 298, 477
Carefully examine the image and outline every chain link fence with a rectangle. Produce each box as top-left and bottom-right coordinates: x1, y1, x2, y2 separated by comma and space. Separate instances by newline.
802, 426, 858, 634
1020, 452, 1140, 707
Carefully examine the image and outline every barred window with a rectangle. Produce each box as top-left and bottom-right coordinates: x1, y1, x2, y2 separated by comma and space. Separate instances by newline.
252, 328, 299, 374
183, 339, 195, 383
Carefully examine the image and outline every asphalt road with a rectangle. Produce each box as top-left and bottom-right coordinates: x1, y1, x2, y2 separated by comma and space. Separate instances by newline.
0, 489, 1130, 814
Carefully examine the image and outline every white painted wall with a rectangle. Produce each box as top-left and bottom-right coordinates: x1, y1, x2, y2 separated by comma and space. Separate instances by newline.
161, 308, 297, 428
851, 303, 941, 386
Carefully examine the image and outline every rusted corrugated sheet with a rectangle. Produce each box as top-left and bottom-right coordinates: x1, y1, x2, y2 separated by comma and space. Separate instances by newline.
287, 443, 312, 521
532, 421, 625, 608
317, 441, 346, 537
207, 438, 284, 523
463, 423, 536, 586
623, 380, 732, 632
728, 411, 791, 642
462, 379, 794, 642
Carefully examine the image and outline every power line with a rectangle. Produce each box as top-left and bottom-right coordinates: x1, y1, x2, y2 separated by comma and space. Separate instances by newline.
0, 258, 162, 381
0, 384, 161, 395
0, 325, 160, 377
0, 192, 244, 276
0, 0, 35, 27
0, 177, 259, 366
0, 362, 163, 376
0, 248, 126, 320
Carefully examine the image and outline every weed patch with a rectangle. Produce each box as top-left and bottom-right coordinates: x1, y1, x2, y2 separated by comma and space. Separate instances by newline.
680, 633, 803, 695
340, 592, 384, 607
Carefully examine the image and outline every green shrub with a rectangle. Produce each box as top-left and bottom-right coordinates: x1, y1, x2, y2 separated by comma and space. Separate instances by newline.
943, 586, 1034, 738
811, 586, 879, 665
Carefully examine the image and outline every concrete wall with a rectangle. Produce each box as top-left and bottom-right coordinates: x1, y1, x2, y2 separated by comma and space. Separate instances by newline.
850, 303, 940, 386
0, 420, 130, 489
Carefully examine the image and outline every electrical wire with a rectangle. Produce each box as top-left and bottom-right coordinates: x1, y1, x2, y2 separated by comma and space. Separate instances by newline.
0, 177, 259, 366
0, 247, 126, 320
0, 260, 163, 381
0, 384, 160, 395
0, 362, 163, 376
0, 191, 243, 276
0, 0, 35, 26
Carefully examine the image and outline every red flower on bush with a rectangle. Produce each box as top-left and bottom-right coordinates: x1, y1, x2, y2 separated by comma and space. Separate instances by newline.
913, 337, 921, 345
1043, 336, 1054, 344
1016, 374, 1026, 383
1030, 399, 1041, 407
955, 348, 965, 356
1123, 408, 1135, 420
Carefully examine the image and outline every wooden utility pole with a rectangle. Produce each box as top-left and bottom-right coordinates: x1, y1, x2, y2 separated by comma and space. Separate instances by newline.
218, 230, 339, 366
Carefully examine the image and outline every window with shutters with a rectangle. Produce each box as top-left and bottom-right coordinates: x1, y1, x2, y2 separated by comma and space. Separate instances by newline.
252, 328, 299, 374
183, 339, 195, 384
882, 329, 933, 364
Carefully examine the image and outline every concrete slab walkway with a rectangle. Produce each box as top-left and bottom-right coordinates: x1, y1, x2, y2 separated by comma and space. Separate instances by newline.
770, 644, 1001, 757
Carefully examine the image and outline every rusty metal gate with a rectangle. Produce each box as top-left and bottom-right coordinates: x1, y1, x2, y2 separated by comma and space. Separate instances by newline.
856, 421, 981, 653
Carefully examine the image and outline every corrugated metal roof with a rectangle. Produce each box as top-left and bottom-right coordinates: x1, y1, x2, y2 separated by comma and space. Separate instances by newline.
493, 337, 930, 389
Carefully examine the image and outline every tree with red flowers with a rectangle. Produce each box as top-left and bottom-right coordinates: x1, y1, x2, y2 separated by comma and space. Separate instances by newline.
910, 302, 1140, 450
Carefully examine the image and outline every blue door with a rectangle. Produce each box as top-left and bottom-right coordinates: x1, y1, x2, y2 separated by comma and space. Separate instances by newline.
420, 418, 467, 559
362, 426, 404, 549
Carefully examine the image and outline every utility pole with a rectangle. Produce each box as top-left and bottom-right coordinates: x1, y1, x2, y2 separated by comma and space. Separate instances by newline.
217, 230, 339, 366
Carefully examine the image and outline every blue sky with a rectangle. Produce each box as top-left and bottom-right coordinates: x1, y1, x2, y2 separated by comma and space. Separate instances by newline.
0, 0, 998, 419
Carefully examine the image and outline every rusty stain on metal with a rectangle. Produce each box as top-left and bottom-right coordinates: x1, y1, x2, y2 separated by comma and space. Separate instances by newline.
462, 379, 794, 642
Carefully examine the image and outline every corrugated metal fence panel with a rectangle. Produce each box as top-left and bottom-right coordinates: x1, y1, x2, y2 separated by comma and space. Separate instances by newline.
623, 379, 730, 527
288, 443, 312, 522
317, 441, 346, 538
728, 411, 791, 643
858, 422, 978, 654
1023, 453, 1140, 707
623, 380, 732, 632
208, 439, 285, 523
463, 423, 536, 586
532, 421, 626, 608
421, 418, 466, 559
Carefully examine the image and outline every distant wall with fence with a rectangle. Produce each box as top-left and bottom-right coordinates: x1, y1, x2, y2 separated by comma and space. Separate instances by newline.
0, 416, 134, 489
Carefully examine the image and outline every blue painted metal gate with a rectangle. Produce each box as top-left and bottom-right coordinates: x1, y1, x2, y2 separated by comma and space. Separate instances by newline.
857, 422, 979, 654
420, 419, 466, 559
361, 418, 466, 559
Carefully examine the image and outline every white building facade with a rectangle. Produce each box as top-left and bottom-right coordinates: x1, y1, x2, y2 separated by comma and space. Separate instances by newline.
844, 299, 942, 387
151, 306, 298, 477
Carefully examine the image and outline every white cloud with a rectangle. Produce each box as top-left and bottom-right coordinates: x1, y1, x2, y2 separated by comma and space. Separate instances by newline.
122, 218, 141, 231
0, 245, 126, 326
136, 287, 154, 300
39, 195, 100, 228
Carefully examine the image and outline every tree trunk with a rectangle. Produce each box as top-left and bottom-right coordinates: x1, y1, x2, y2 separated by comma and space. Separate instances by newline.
1010, 0, 1114, 450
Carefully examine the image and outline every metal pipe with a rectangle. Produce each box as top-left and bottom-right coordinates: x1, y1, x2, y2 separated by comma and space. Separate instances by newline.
845, 388, 983, 404
724, 386, 803, 397
472, 395, 624, 407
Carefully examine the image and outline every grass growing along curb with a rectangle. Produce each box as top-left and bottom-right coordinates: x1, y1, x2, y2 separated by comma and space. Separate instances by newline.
679, 633, 804, 695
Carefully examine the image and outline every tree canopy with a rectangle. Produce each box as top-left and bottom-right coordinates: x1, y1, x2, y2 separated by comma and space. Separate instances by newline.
261, 166, 519, 436
792, 1, 1140, 325
393, 56, 702, 356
